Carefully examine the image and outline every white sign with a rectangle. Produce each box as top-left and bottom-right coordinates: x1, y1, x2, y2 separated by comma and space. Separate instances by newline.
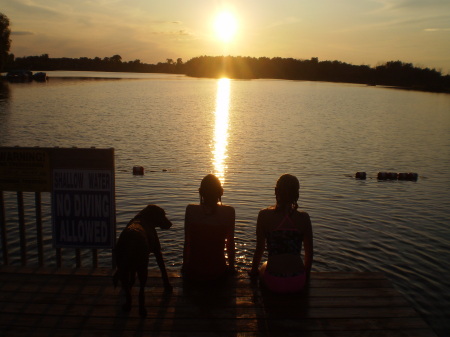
52, 169, 115, 248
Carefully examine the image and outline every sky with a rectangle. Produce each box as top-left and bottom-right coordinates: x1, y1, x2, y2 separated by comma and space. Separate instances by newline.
3, 0, 450, 74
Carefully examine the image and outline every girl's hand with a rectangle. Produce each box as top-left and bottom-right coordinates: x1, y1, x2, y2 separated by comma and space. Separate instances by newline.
226, 265, 237, 275
247, 268, 259, 279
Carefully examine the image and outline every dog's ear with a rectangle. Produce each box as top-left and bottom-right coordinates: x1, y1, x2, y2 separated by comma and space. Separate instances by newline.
139, 205, 172, 229
139, 204, 160, 218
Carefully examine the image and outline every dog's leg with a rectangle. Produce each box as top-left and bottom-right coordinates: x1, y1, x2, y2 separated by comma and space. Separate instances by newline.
122, 271, 133, 312
137, 266, 148, 318
112, 269, 119, 288
154, 250, 173, 292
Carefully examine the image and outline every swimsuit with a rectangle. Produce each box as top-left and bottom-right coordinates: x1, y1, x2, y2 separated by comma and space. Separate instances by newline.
262, 213, 306, 293
267, 214, 303, 256
183, 222, 227, 281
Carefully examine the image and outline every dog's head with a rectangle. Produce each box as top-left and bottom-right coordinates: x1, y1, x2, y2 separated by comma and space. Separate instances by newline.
138, 204, 173, 229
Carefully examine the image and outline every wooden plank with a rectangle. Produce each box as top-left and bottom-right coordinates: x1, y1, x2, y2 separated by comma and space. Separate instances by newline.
0, 301, 420, 320
0, 272, 392, 290
1, 327, 438, 337
0, 314, 436, 337
0, 290, 410, 308
0, 283, 401, 301
0, 284, 400, 302
92, 248, 98, 268
0, 267, 387, 280
0, 312, 432, 331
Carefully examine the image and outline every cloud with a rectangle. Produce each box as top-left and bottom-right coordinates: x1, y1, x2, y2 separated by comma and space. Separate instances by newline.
177, 30, 190, 36
424, 28, 450, 32
150, 29, 193, 38
7, 0, 63, 17
266, 17, 301, 29
11, 31, 34, 36
375, 0, 450, 10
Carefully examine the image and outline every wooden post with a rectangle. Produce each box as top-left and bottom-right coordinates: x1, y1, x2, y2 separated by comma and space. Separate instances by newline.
0, 191, 8, 265
56, 248, 62, 268
92, 249, 98, 268
76, 249, 81, 268
35, 192, 44, 267
17, 192, 27, 266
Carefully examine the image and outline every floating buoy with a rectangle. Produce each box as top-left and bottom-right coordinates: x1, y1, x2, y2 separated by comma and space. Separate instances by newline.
397, 173, 408, 180
355, 172, 366, 180
377, 172, 398, 180
377, 172, 387, 180
388, 172, 398, 180
133, 166, 144, 175
409, 173, 418, 181
398, 172, 418, 181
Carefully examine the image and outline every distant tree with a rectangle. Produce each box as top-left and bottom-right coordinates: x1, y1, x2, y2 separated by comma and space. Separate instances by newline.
110, 54, 122, 63
0, 12, 12, 72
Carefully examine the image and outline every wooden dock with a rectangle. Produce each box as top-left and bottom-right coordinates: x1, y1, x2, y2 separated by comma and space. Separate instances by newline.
0, 266, 437, 337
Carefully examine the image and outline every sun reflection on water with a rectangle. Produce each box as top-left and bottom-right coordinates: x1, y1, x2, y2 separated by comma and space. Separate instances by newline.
212, 78, 231, 184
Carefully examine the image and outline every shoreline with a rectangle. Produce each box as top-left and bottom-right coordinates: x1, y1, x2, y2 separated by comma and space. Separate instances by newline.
1, 70, 449, 94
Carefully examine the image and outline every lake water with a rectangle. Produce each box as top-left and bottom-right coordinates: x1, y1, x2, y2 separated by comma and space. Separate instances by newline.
1, 71, 449, 335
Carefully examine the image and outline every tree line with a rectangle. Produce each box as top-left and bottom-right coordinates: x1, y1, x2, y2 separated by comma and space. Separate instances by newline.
8, 53, 185, 74
7, 54, 449, 93
183, 56, 449, 92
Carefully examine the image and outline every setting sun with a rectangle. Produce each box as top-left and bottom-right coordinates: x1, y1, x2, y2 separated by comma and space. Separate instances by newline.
213, 11, 238, 43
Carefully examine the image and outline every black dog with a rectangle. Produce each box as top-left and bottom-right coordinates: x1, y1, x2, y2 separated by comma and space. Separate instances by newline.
113, 205, 173, 317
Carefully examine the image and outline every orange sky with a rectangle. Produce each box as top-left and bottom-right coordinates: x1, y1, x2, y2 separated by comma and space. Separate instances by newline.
3, 0, 450, 73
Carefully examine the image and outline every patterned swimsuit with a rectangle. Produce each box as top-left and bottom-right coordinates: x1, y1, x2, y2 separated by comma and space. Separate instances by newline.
262, 213, 306, 293
267, 214, 303, 259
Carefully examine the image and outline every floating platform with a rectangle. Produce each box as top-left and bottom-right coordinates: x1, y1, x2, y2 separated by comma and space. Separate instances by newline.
0, 266, 437, 336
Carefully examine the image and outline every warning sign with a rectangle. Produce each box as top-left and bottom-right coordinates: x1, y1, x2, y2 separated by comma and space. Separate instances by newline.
52, 169, 115, 248
1, 146, 116, 249
0, 148, 51, 192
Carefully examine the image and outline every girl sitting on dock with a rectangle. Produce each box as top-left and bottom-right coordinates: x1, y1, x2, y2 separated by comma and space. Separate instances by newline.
182, 174, 236, 281
249, 174, 313, 293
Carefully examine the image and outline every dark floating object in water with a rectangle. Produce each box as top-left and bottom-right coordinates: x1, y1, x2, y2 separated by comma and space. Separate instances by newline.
355, 172, 419, 181
377, 172, 418, 181
133, 166, 144, 175
6, 70, 48, 82
377, 172, 398, 180
6, 69, 33, 82
32, 72, 48, 82
398, 172, 418, 181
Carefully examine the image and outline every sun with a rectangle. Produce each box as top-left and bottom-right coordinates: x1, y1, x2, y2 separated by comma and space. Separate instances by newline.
214, 11, 238, 43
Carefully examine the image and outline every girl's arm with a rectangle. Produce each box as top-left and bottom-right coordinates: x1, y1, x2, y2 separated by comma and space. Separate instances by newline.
182, 205, 192, 270
302, 213, 314, 278
225, 207, 236, 271
249, 211, 266, 276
